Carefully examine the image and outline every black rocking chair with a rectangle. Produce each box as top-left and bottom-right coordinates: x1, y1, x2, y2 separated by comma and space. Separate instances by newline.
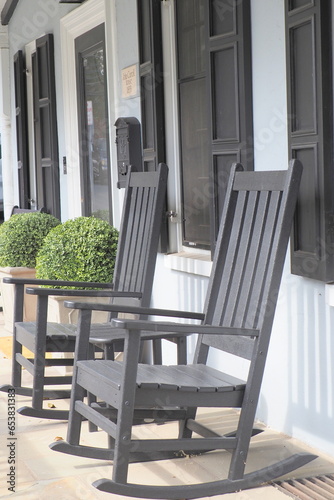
50, 160, 316, 498
0, 164, 179, 421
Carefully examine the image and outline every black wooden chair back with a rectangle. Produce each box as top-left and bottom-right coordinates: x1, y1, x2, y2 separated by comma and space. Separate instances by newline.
113, 169, 166, 301
198, 166, 298, 362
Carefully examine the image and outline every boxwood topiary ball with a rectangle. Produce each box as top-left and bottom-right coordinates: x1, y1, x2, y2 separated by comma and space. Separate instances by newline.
0, 212, 60, 268
36, 216, 119, 288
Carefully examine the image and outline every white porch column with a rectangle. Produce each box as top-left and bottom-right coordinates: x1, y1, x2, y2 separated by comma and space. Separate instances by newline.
0, 24, 14, 220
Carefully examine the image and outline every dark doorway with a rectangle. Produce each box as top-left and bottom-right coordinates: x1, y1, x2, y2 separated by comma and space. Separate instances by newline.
75, 23, 112, 223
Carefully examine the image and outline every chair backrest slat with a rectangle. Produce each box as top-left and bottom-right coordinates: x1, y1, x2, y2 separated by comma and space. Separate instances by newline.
244, 190, 282, 329
125, 185, 145, 292
228, 190, 263, 328
112, 164, 168, 308
234, 191, 273, 328
211, 189, 248, 326
197, 161, 302, 362
133, 185, 155, 293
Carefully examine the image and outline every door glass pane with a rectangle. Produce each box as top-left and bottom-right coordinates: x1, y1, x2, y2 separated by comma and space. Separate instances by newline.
289, 0, 313, 11
290, 21, 316, 133
40, 106, 51, 158
141, 74, 154, 151
83, 47, 110, 221
180, 78, 210, 246
210, 0, 235, 37
293, 147, 317, 254
177, 0, 206, 80
212, 47, 238, 141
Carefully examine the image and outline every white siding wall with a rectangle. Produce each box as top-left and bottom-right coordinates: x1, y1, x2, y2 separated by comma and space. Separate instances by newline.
250, 0, 334, 457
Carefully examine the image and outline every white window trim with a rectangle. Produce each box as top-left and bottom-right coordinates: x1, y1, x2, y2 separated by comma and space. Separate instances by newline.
164, 252, 212, 277
161, 0, 212, 276
161, 0, 182, 252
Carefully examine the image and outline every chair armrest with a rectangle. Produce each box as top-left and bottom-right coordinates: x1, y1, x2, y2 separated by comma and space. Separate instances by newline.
26, 287, 142, 299
112, 318, 259, 337
3, 277, 114, 288
64, 301, 205, 321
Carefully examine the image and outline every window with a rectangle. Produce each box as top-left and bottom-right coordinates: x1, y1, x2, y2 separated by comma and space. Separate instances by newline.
176, 0, 253, 250
286, 0, 334, 281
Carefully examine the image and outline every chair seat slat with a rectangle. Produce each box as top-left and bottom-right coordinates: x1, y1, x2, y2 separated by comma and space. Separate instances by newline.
77, 360, 245, 393
16, 321, 77, 340
134, 364, 185, 390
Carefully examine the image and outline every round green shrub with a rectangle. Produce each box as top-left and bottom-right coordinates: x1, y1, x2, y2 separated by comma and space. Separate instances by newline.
0, 212, 60, 268
36, 216, 119, 289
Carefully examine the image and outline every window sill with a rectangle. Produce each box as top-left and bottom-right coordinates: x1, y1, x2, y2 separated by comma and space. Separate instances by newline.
164, 252, 212, 277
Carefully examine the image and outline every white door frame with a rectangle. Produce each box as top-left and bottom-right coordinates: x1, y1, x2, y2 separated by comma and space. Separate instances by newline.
60, 0, 112, 220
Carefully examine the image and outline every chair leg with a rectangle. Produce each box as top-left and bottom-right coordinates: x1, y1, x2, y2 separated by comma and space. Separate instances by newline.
178, 407, 197, 439
228, 390, 262, 480
88, 343, 100, 433
31, 347, 46, 410
176, 336, 187, 364
112, 331, 141, 484
68, 309, 95, 444
16, 295, 71, 420
12, 337, 23, 388
12, 283, 24, 390
108, 430, 116, 449
103, 342, 115, 361
17, 338, 67, 418
0, 338, 33, 396
67, 379, 86, 446
152, 339, 162, 365
1, 287, 25, 393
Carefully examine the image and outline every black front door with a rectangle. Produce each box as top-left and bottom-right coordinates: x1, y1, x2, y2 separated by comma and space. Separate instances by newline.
75, 24, 112, 223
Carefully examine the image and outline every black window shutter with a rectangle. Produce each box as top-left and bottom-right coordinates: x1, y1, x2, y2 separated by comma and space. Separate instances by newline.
175, 0, 253, 251
14, 50, 30, 209
138, 0, 168, 252
208, 0, 253, 248
33, 33, 61, 218
286, 0, 334, 282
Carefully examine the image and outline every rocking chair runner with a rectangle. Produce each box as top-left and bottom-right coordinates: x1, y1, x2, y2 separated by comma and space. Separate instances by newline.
0, 163, 182, 421
50, 159, 316, 498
